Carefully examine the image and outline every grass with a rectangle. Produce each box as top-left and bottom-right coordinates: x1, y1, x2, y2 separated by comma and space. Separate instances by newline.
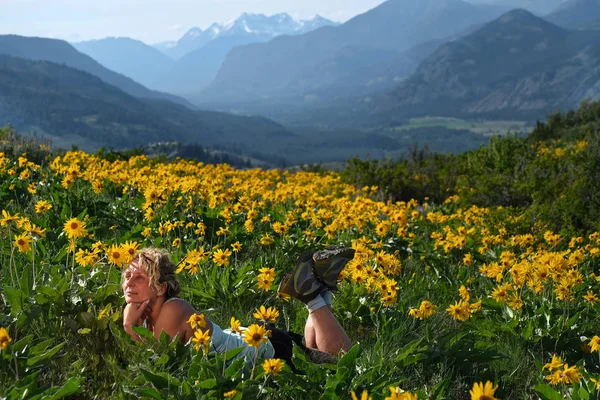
391, 117, 534, 137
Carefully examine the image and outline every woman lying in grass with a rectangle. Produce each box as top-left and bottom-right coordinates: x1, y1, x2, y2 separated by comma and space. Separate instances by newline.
122, 247, 355, 366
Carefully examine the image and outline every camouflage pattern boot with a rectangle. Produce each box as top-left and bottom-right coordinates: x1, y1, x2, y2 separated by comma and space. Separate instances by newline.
312, 246, 355, 291
277, 250, 327, 303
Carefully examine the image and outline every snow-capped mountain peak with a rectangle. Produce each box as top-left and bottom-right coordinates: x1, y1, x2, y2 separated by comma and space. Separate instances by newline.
159, 12, 339, 59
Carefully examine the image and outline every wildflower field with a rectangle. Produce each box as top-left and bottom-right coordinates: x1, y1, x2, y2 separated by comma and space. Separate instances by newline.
1, 122, 600, 399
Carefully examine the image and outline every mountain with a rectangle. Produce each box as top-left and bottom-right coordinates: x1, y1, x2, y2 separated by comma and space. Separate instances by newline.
545, 0, 600, 29
465, 0, 568, 14
72, 37, 175, 89
372, 9, 600, 122
200, 0, 509, 103
0, 54, 292, 153
154, 34, 273, 95
0, 35, 190, 107
154, 13, 338, 60
150, 13, 338, 94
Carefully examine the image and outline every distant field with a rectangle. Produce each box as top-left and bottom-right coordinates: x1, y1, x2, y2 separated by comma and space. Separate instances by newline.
391, 116, 534, 136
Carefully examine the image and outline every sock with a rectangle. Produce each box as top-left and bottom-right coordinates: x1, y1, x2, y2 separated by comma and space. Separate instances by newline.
322, 290, 332, 306
306, 294, 327, 314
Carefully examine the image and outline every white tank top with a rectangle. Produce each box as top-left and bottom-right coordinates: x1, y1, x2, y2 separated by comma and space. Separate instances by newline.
144, 298, 275, 363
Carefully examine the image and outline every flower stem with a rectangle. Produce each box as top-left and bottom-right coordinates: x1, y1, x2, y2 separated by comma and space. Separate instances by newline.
250, 346, 259, 380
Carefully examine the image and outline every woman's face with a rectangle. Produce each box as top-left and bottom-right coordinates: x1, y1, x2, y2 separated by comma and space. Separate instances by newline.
122, 262, 157, 304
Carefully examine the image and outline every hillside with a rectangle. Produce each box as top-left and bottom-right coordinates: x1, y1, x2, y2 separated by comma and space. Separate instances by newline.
154, 34, 272, 95
372, 9, 600, 122
466, 0, 568, 14
0, 54, 292, 152
0, 35, 189, 107
73, 37, 175, 89
199, 0, 508, 103
545, 0, 600, 29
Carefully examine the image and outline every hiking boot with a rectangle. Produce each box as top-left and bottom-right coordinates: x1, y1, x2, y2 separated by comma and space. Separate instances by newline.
277, 250, 326, 303
312, 246, 355, 291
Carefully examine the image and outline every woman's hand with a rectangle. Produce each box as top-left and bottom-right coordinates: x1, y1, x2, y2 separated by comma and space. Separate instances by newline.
123, 300, 149, 341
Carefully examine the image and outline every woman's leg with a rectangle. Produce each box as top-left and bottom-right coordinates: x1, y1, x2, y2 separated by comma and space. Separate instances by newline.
304, 312, 317, 349
305, 305, 351, 355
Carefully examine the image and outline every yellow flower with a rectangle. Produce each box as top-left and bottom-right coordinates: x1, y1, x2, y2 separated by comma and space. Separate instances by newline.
351, 390, 372, 400
14, 233, 32, 253
216, 226, 230, 236
253, 306, 279, 323
262, 358, 285, 376
257, 274, 274, 291
63, 217, 87, 239
469, 381, 499, 400
543, 354, 564, 371
385, 387, 418, 400
35, 200, 53, 214
243, 324, 268, 347
191, 329, 211, 354
0, 210, 20, 226
590, 336, 600, 352
213, 248, 232, 267
463, 253, 473, 266
106, 244, 127, 267
584, 290, 599, 305
419, 300, 436, 319
223, 389, 237, 398
259, 267, 276, 279
230, 317, 242, 334
590, 378, 600, 389
121, 241, 140, 261
446, 300, 472, 321
545, 370, 564, 385
23, 222, 45, 238
141, 227, 152, 238
0, 327, 11, 350
562, 364, 582, 384
172, 238, 181, 248
231, 242, 242, 252
187, 313, 207, 330
459, 285, 470, 302
259, 234, 274, 246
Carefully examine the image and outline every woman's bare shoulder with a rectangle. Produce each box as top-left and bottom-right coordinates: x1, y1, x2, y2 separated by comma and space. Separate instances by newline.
160, 298, 196, 316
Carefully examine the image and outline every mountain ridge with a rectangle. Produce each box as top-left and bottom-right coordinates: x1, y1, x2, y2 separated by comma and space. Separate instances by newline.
371, 9, 600, 122
154, 12, 338, 60
0, 35, 191, 107
199, 0, 510, 103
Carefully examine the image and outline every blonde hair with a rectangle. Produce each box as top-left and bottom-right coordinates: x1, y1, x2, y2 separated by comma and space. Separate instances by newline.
122, 247, 180, 298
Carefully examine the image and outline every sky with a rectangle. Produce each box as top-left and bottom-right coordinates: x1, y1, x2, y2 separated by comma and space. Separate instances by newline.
0, 0, 387, 44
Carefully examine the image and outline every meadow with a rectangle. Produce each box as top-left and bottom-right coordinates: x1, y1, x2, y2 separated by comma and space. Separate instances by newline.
1, 122, 600, 399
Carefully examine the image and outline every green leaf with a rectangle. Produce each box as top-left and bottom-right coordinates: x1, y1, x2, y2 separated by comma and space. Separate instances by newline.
48, 377, 81, 400
578, 385, 590, 400
198, 378, 217, 389
534, 383, 564, 400
11, 334, 34, 354
132, 326, 156, 342
78, 328, 91, 335
522, 320, 534, 340
225, 358, 245, 379
337, 343, 360, 372
20, 265, 31, 298
137, 388, 166, 400
4, 286, 23, 314
140, 369, 181, 390
94, 284, 122, 301
27, 342, 66, 366
395, 338, 424, 363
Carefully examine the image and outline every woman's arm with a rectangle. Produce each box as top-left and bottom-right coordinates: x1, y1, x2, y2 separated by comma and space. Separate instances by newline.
123, 300, 149, 342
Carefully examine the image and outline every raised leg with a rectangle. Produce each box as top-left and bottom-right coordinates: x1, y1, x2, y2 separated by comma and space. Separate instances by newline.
306, 306, 351, 355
